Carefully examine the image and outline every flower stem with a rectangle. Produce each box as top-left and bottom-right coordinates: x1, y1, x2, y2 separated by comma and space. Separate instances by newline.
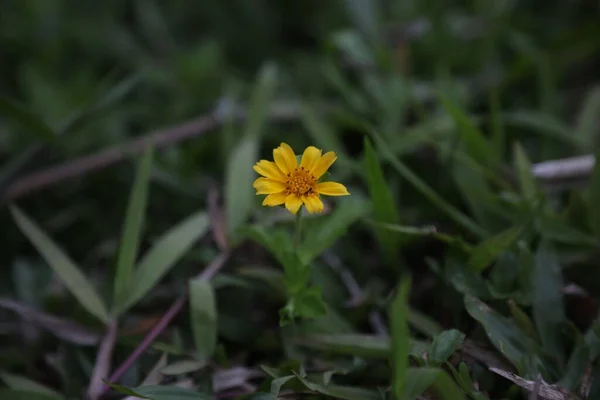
293, 210, 303, 250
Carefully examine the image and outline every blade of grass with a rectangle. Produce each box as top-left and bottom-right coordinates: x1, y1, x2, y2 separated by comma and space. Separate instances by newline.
390, 278, 411, 399
370, 130, 485, 237
10, 206, 109, 323
113, 147, 153, 312
363, 136, 401, 263
121, 211, 210, 313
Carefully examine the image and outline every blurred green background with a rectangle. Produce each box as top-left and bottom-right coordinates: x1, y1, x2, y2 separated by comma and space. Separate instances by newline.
2, 0, 600, 399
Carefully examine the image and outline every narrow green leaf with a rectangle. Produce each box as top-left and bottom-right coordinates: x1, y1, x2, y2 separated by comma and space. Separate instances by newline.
507, 300, 538, 341
133, 385, 212, 399
468, 226, 522, 272
589, 151, 600, 239
439, 94, 496, 167
299, 196, 371, 264
558, 341, 590, 390
0, 97, 57, 142
160, 360, 207, 376
390, 278, 411, 399
113, 147, 153, 312
295, 333, 429, 359
464, 295, 540, 368
122, 211, 209, 312
295, 373, 380, 400
407, 308, 443, 338
244, 63, 278, 138
9, 206, 109, 323
104, 381, 151, 398
513, 142, 537, 201
189, 278, 217, 358
371, 130, 485, 237
363, 137, 400, 261
225, 135, 259, 238
0, 372, 63, 398
0, 390, 63, 400
404, 367, 466, 400
532, 242, 566, 364
429, 329, 465, 364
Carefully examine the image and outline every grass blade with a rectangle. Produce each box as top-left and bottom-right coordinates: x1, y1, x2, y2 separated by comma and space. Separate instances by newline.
122, 211, 210, 312
532, 242, 566, 364
189, 278, 217, 359
363, 137, 401, 262
10, 206, 109, 323
225, 134, 259, 239
390, 278, 411, 399
371, 130, 485, 237
113, 147, 153, 312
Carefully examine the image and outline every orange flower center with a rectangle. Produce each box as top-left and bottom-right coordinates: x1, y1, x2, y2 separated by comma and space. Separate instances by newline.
286, 167, 317, 196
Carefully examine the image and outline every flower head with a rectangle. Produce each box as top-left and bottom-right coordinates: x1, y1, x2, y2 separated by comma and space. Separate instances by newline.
253, 143, 350, 214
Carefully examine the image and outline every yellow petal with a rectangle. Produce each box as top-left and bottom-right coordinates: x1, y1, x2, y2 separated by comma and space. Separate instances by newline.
253, 178, 287, 194
285, 194, 303, 215
316, 181, 350, 196
310, 151, 337, 178
253, 160, 286, 181
302, 195, 324, 214
273, 142, 297, 174
300, 146, 322, 171
262, 192, 287, 206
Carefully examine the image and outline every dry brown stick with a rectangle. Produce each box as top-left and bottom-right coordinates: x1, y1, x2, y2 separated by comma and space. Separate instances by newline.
2, 114, 219, 202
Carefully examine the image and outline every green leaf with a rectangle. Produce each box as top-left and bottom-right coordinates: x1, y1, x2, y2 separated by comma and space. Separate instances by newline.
589, 151, 600, 239
558, 341, 590, 391
390, 278, 411, 399
429, 329, 465, 364
122, 211, 209, 312
404, 367, 466, 400
295, 333, 429, 359
0, 372, 64, 399
244, 63, 278, 138
189, 278, 217, 358
532, 242, 566, 364
160, 360, 207, 376
507, 300, 538, 340
106, 381, 210, 400
113, 147, 153, 312
9, 206, 109, 323
299, 195, 371, 264
464, 295, 540, 368
370, 130, 485, 237
0, 97, 57, 142
225, 134, 259, 239
0, 390, 63, 400
292, 286, 327, 320
134, 385, 212, 399
439, 94, 496, 167
468, 226, 523, 272
513, 142, 537, 201
363, 137, 400, 261
294, 373, 380, 400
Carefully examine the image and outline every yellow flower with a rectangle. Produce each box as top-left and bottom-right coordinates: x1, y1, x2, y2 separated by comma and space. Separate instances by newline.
253, 143, 350, 215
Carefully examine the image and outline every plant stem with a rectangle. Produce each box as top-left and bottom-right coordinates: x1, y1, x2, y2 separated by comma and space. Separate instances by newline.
293, 210, 303, 250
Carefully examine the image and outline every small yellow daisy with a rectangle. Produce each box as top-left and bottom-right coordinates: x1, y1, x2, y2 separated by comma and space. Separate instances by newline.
253, 142, 350, 215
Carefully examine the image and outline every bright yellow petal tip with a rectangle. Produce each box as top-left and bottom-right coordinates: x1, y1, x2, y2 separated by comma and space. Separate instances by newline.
253, 144, 349, 214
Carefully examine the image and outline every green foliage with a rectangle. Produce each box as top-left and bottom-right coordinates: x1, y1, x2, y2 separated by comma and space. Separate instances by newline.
3, 1, 600, 399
